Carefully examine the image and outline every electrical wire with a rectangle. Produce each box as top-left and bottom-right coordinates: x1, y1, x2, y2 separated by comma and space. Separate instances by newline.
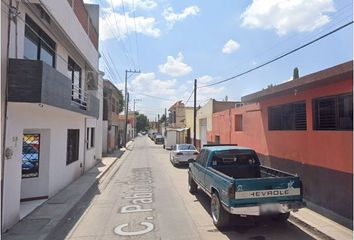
120, 0, 135, 69
101, 52, 121, 84
210, 1, 353, 79
103, 1, 136, 67
106, 51, 124, 83
184, 89, 194, 105
199, 21, 353, 88
130, 91, 177, 102
132, 0, 140, 70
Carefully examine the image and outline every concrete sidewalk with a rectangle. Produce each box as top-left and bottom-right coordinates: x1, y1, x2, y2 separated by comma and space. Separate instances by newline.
3, 142, 133, 240
290, 208, 353, 240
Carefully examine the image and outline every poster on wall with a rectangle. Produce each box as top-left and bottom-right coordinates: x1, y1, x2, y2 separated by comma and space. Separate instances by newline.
22, 134, 40, 178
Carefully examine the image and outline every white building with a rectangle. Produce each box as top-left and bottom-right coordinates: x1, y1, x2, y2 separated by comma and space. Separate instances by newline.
2, 0, 101, 231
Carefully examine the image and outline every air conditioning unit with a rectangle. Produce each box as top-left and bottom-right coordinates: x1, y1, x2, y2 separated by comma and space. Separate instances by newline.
86, 71, 98, 90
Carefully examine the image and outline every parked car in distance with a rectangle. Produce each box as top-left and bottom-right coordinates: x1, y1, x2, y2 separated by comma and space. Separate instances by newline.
188, 144, 305, 228
154, 135, 164, 144
148, 132, 157, 140
170, 144, 198, 166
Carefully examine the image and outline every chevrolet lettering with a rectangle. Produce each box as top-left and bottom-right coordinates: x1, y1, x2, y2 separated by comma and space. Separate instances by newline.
188, 145, 306, 228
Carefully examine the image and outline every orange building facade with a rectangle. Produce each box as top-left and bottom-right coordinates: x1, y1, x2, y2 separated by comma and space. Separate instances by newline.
210, 61, 353, 221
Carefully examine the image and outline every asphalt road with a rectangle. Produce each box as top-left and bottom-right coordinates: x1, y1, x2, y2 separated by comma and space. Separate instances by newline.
62, 136, 314, 240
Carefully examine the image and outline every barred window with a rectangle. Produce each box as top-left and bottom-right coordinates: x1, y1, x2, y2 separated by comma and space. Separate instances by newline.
268, 101, 307, 130
313, 93, 353, 131
67, 129, 79, 165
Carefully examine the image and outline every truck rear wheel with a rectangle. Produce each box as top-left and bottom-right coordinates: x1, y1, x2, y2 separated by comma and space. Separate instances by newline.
188, 172, 198, 194
211, 193, 230, 228
272, 212, 290, 222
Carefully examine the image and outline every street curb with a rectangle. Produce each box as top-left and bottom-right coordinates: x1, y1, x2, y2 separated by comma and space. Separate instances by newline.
97, 148, 132, 187
97, 153, 123, 181
289, 214, 335, 240
42, 148, 132, 240
97, 140, 134, 182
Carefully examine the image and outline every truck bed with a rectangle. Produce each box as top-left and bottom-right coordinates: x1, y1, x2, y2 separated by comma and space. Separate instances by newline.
213, 165, 296, 180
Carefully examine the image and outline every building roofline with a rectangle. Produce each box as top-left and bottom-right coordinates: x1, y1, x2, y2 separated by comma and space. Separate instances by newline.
103, 79, 121, 94
241, 61, 353, 103
168, 100, 183, 111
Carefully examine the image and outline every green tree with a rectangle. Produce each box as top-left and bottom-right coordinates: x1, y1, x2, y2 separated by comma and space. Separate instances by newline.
136, 113, 149, 132
159, 114, 166, 124
117, 90, 124, 113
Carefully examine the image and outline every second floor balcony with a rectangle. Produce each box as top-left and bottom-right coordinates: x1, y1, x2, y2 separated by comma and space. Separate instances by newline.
8, 59, 99, 118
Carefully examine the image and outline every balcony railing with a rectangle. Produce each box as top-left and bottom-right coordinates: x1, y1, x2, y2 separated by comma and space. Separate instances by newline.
72, 84, 88, 109
8, 59, 99, 118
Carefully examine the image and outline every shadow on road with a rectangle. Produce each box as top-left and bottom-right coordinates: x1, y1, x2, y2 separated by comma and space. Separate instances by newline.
45, 183, 102, 240
193, 189, 313, 240
172, 164, 189, 169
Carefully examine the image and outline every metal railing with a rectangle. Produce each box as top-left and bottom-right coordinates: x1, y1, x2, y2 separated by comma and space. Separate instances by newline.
71, 84, 88, 109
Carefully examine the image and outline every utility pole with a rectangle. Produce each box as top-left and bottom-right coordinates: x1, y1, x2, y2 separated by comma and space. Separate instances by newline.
193, 79, 197, 147
124, 91, 130, 146
157, 114, 160, 134
133, 98, 142, 138
164, 108, 167, 136
124, 69, 140, 147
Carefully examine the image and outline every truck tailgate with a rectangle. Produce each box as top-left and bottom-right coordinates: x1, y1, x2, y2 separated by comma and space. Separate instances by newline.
233, 176, 302, 205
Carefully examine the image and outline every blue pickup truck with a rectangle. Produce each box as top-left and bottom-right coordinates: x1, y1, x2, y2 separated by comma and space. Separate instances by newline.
188, 145, 305, 227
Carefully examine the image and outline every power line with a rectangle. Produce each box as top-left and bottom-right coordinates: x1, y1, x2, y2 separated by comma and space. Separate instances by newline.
199, 21, 353, 88
132, 0, 140, 70
104, 2, 135, 67
120, 0, 135, 68
184, 89, 194, 105
130, 91, 177, 102
106, 51, 124, 83
101, 51, 121, 84
210, 2, 353, 80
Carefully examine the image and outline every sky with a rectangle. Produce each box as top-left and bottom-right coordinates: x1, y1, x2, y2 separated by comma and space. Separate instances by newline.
84, 0, 353, 120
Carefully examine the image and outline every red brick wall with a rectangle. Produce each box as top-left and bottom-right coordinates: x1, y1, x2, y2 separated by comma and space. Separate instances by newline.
260, 78, 353, 174
70, 0, 98, 49
211, 78, 353, 174
73, 0, 88, 33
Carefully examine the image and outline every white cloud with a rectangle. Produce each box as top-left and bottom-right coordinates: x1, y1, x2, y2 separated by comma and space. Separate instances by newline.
131, 72, 177, 96
159, 52, 192, 77
222, 39, 240, 54
109, 0, 157, 10
163, 5, 200, 28
241, 0, 335, 35
100, 10, 160, 41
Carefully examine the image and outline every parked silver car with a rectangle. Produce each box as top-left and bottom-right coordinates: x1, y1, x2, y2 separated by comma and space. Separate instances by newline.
170, 144, 198, 166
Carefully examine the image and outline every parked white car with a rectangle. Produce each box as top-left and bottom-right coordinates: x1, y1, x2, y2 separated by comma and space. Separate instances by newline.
170, 144, 199, 166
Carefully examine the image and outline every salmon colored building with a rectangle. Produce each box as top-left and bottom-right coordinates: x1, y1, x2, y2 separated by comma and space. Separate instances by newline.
211, 61, 353, 222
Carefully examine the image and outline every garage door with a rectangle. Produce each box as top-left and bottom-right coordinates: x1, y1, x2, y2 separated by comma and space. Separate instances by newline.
200, 118, 207, 147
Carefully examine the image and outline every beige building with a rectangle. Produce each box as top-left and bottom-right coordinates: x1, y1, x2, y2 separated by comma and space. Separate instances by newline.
167, 101, 196, 143
195, 99, 241, 148
182, 107, 194, 143
168, 101, 186, 128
